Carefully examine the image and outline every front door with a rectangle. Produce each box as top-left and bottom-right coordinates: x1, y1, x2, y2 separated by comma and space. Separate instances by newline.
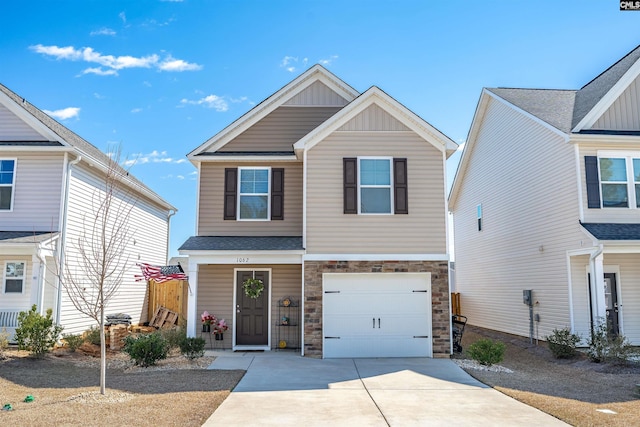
604, 273, 620, 336
235, 270, 269, 346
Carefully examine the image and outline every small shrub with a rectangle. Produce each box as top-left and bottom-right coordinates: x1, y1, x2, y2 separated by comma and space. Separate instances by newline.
589, 321, 639, 364
123, 332, 169, 367
546, 328, 581, 359
0, 327, 10, 360
63, 333, 85, 352
179, 337, 206, 360
14, 305, 64, 358
84, 326, 102, 346
161, 327, 186, 350
467, 338, 506, 366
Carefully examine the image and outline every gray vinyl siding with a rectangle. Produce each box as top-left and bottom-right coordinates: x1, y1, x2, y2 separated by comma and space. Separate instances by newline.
306, 131, 447, 254
580, 145, 640, 222
452, 97, 585, 340
198, 161, 303, 236
0, 153, 64, 231
218, 106, 342, 152
0, 103, 48, 141
196, 264, 302, 350
59, 163, 169, 335
592, 75, 640, 130
284, 81, 349, 106
337, 104, 410, 131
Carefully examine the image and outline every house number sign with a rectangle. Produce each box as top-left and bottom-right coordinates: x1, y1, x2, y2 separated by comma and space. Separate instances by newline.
236, 257, 250, 263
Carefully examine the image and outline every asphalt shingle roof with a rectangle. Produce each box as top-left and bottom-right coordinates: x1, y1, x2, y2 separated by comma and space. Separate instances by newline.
179, 236, 304, 251
0, 231, 58, 244
580, 222, 640, 240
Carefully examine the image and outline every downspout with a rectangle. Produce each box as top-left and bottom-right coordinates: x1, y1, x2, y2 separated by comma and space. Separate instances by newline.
55, 155, 81, 325
588, 243, 604, 334
35, 249, 46, 314
166, 209, 176, 263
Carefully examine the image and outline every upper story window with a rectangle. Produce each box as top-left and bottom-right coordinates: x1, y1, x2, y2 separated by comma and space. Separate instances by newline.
238, 167, 270, 220
359, 158, 393, 214
0, 159, 16, 210
599, 156, 640, 208
4, 261, 25, 293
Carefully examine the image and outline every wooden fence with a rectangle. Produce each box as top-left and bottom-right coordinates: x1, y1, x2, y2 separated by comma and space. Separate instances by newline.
148, 279, 188, 325
451, 292, 461, 316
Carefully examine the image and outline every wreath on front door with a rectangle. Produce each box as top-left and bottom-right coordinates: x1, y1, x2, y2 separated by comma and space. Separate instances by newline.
242, 277, 264, 299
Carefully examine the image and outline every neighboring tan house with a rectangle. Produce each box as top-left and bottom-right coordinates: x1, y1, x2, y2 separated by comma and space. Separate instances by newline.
449, 45, 640, 345
0, 83, 176, 339
179, 65, 457, 358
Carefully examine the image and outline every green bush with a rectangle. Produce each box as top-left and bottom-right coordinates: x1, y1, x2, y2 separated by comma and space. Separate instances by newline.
588, 321, 639, 364
14, 305, 64, 358
161, 327, 186, 350
0, 327, 10, 360
63, 333, 85, 352
546, 328, 581, 359
84, 326, 102, 346
467, 338, 506, 366
123, 332, 169, 367
179, 337, 206, 360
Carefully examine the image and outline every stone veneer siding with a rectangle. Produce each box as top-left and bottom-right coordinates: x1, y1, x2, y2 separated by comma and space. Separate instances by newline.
303, 260, 450, 358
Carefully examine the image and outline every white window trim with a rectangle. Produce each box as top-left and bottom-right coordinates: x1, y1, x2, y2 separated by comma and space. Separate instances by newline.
3, 260, 26, 294
597, 151, 640, 209
0, 158, 17, 212
357, 156, 394, 215
237, 166, 271, 221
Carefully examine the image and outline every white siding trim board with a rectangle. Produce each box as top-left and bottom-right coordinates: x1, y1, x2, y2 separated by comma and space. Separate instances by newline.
304, 254, 449, 261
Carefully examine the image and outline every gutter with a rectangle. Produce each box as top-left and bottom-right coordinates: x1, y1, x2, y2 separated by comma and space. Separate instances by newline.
166, 209, 176, 263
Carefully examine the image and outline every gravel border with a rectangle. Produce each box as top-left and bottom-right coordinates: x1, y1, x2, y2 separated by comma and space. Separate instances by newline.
453, 358, 514, 373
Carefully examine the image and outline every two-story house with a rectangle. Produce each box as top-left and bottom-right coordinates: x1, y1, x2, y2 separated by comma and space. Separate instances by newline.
449, 45, 640, 345
0, 83, 175, 339
179, 65, 457, 358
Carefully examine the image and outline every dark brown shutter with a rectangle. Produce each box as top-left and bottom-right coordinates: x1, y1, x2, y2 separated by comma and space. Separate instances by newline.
271, 168, 284, 220
394, 158, 408, 214
585, 156, 601, 209
343, 158, 358, 214
224, 168, 237, 220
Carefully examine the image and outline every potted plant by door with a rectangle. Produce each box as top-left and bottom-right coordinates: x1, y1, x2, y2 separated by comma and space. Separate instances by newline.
201, 311, 216, 333
213, 318, 229, 340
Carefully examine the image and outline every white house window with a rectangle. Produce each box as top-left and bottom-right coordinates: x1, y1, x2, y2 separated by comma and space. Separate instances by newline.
4, 261, 25, 293
359, 158, 393, 214
0, 159, 16, 210
599, 156, 640, 208
238, 167, 270, 220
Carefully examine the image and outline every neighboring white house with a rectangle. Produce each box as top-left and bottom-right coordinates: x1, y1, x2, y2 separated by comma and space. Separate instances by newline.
0, 83, 176, 339
450, 45, 640, 345
180, 65, 458, 358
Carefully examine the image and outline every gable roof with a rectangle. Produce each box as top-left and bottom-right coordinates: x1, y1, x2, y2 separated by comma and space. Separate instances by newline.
179, 236, 303, 251
0, 83, 175, 211
580, 222, 640, 241
187, 65, 359, 159
293, 86, 458, 157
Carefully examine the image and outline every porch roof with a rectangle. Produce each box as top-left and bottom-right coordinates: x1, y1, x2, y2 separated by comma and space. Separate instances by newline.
179, 236, 303, 251
580, 223, 640, 240
0, 231, 58, 244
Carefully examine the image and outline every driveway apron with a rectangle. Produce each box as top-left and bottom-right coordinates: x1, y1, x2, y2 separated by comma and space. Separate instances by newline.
202, 354, 568, 426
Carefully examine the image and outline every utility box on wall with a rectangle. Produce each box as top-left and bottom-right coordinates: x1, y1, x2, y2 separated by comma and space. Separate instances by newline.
523, 289, 533, 307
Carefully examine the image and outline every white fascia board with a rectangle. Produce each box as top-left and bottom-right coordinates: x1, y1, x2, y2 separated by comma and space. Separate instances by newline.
294, 86, 457, 156
572, 58, 640, 132
0, 145, 72, 152
569, 133, 640, 145
178, 251, 304, 265
187, 65, 359, 158
303, 253, 449, 261
194, 155, 299, 163
603, 243, 640, 253
0, 244, 40, 256
0, 90, 69, 144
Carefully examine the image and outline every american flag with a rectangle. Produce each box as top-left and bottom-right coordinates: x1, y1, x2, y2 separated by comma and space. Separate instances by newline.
136, 263, 188, 283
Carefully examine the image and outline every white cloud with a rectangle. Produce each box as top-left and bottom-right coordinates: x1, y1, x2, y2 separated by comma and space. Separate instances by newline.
280, 56, 309, 72
44, 107, 80, 120
131, 108, 143, 113
189, 170, 198, 175
30, 44, 201, 76
456, 141, 466, 151
93, 92, 105, 99
122, 150, 186, 167
119, 12, 127, 23
319, 55, 339, 66
180, 94, 228, 112
90, 27, 116, 36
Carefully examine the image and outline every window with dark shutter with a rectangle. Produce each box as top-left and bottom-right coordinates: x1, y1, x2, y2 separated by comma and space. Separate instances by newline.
271, 168, 284, 220
224, 168, 237, 220
585, 156, 601, 209
393, 158, 408, 214
343, 158, 357, 214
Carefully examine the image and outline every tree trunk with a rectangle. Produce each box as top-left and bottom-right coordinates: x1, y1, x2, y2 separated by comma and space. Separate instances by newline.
100, 307, 106, 395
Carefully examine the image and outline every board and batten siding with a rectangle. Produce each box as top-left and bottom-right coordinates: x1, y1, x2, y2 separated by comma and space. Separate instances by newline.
0, 153, 64, 231
592, 75, 640, 130
59, 163, 169, 335
305, 131, 446, 254
196, 264, 302, 349
0, 103, 48, 141
198, 161, 303, 236
284, 81, 349, 106
218, 106, 342, 152
452, 97, 585, 340
579, 145, 640, 223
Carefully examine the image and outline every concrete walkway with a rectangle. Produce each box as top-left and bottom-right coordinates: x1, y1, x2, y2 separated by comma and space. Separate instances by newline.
203, 351, 568, 426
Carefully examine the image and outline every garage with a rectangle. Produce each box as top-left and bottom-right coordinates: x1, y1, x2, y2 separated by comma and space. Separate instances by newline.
323, 272, 432, 358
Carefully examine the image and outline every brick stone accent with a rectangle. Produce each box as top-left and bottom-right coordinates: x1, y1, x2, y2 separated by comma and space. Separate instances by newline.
304, 260, 450, 357
108, 325, 130, 351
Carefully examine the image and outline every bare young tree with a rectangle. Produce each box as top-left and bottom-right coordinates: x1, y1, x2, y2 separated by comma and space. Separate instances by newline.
62, 146, 137, 395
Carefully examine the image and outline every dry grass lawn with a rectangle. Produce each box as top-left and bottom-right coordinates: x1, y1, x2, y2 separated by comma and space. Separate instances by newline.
459, 326, 640, 427
0, 347, 244, 427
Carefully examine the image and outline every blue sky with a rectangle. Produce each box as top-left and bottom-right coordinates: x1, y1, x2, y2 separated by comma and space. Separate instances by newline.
1, 1, 639, 257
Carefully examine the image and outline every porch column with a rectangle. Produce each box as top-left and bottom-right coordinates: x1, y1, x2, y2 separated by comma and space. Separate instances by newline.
186, 260, 199, 337
590, 251, 607, 325
30, 254, 43, 312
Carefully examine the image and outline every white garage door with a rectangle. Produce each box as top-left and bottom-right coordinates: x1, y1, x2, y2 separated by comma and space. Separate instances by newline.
323, 273, 432, 358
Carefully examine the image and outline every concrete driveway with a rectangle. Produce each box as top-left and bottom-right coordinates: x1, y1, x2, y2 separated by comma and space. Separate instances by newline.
203, 352, 567, 426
